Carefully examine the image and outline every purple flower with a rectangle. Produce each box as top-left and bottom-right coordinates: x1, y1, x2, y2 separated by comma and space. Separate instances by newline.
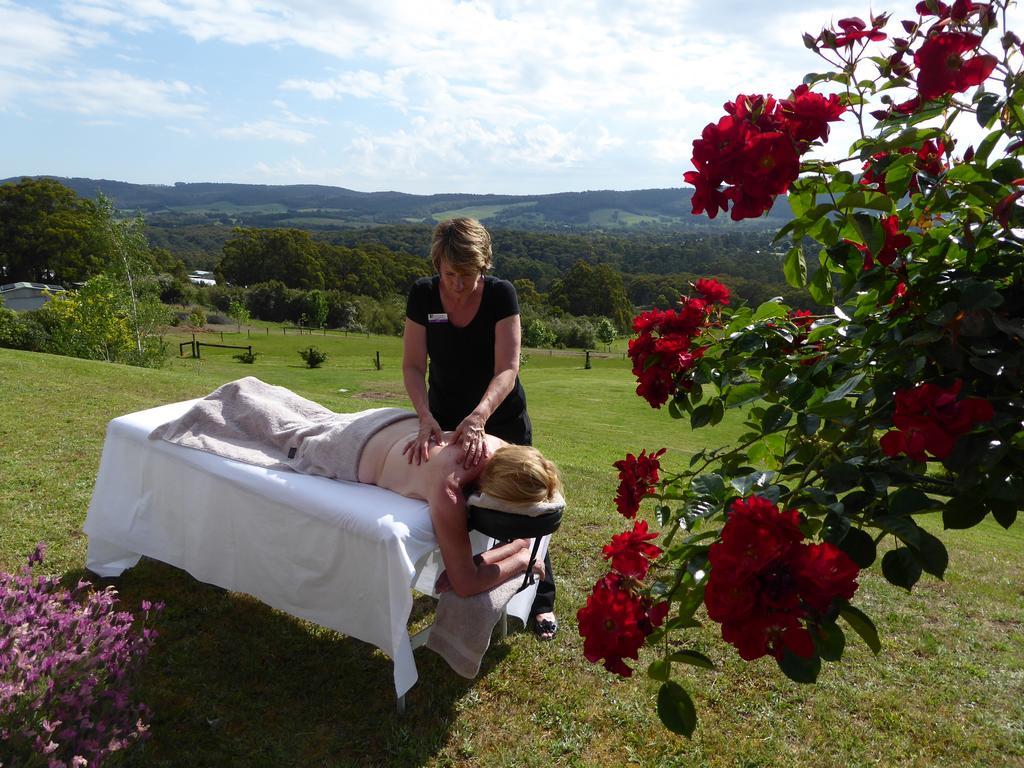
1, 542, 160, 765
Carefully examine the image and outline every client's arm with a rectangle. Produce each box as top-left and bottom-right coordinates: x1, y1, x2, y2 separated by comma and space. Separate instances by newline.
428, 447, 536, 597
433, 539, 545, 593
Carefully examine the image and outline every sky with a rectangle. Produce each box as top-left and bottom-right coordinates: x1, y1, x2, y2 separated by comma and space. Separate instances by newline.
1, 1, 1020, 195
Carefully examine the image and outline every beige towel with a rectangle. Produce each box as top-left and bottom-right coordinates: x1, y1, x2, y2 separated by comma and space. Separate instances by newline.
149, 377, 414, 482
426, 577, 522, 678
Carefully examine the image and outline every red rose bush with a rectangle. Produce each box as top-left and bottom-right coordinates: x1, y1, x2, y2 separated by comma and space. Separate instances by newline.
580, 0, 1022, 737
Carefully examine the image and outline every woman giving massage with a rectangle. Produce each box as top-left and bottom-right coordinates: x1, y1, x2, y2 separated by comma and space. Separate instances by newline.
358, 417, 562, 598
150, 377, 563, 601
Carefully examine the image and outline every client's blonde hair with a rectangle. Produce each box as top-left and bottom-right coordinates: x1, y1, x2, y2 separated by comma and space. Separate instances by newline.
479, 445, 562, 503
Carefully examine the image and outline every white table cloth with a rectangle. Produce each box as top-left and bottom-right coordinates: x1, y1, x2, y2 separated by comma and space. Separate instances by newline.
83, 400, 544, 698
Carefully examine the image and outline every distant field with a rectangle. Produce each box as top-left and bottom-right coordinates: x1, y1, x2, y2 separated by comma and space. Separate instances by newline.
430, 201, 537, 222
586, 208, 664, 226
2, 340, 1022, 768
169, 202, 289, 214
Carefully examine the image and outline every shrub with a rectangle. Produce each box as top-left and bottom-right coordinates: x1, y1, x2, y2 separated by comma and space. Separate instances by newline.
299, 346, 328, 368
0, 543, 161, 765
234, 350, 259, 364
0, 307, 48, 352
187, 306, 207, 327
205, 313, 229, 325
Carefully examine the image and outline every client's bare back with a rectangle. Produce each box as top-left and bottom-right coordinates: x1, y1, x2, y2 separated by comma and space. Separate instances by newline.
357, 419, 503, 500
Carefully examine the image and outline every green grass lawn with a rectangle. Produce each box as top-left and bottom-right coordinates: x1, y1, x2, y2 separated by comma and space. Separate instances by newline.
1, 340, 1022, 767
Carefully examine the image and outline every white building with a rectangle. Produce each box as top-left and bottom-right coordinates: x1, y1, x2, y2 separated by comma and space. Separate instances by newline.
188, 270, 217, 287
0, 282, 66, 312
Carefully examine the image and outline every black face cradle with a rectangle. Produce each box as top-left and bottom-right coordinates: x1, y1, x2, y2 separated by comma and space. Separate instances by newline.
466, 505, 563, 541
466, 505, 563, 593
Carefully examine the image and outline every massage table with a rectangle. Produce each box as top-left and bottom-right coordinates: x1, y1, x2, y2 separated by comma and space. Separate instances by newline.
83, 399, 548, 709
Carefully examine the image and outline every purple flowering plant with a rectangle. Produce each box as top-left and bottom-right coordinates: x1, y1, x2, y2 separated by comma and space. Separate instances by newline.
0, 543, 162, 767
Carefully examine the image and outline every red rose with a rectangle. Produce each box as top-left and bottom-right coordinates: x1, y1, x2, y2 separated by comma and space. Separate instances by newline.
577, 573, 666, 677
915, 0, 950, 16
793, 542, 860, 613
790, 309, 814, 328
881, 379, 994, 461
703, 495, 861, 662
780, 84, 846, 145
914, 32, 997, 101
686, 90, 811, 221
613, 448, 667, 518
694, 278, 731, 306
877, 215, 913, 265
603, 520, 663, 579
721, 612, 816, 661
628, 299, 711, 407
832, 17, 887, 47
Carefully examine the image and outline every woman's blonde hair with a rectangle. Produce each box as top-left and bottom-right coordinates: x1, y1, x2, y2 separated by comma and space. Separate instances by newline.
479, 445, 562, 504
430, 217, 493, 274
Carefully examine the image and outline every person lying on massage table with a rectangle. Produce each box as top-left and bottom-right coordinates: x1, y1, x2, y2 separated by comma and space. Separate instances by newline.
150, 377, 562, 601
357, 417, 561, 598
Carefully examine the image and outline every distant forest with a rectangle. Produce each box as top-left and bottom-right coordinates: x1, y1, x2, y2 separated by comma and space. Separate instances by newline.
147, 221, 808, 310
3, 176, 814, 323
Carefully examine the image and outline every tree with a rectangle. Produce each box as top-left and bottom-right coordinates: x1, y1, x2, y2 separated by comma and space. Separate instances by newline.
596, 317, 616, 348
304, 289, 329, 329
581, 1, 1024, 737
0, 177, 106, 284
548, 259, 633, 330
228, 298, 251, 332
219, 228, 325, 289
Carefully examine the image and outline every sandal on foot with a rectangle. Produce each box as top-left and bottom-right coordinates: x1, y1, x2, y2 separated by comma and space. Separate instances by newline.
532, 616, 558, 641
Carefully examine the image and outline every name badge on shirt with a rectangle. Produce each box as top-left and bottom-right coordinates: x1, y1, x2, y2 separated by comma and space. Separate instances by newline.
428, 313, 449, 324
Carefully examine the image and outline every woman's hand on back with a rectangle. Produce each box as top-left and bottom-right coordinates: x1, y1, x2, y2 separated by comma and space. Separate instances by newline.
452, 412, 488, 468
402, 414, 444, 464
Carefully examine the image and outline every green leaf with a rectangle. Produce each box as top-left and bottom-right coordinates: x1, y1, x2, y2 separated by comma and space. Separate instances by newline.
657, 682, 698, 738
943, 497, 989, 529
690, 473, 726, 501
809, 398, 855, 419
777, 649, 821, 684
761, 404, 792, 433
808, 266, 834, 305
813, 621, 847, 662
648, 658, 671, 682
839, 603, 881, 654
946, 164, 990, 183
882, 547, 923, 590
690, 404, 712, 429
798, 413, 821, 435
710, 397, 725, 426
976, 94, 1002, 129
668, 650, 715, 670
887, 488, 938, 517
992, 502, 1018, 529
823, 373, 865, 403
726, 382, 762, 407
959, 281, 1004, 310
752, 301, 788, 322
874, 514, 923, 547
838, 527, 877, 568
836, 189, 895, 213
974, 128, 1003, 164
915, 529, 948, 578
783, 246, 808, 288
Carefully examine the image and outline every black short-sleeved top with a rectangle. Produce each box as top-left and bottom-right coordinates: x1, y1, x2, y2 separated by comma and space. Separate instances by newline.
406, 275, 530, 443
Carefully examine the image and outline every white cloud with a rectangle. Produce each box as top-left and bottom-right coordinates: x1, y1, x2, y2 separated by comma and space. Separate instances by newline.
8, 0, 1024, 192
40, 69, 204, 118
0, 0, 99, 71
216, 120, 314, 144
